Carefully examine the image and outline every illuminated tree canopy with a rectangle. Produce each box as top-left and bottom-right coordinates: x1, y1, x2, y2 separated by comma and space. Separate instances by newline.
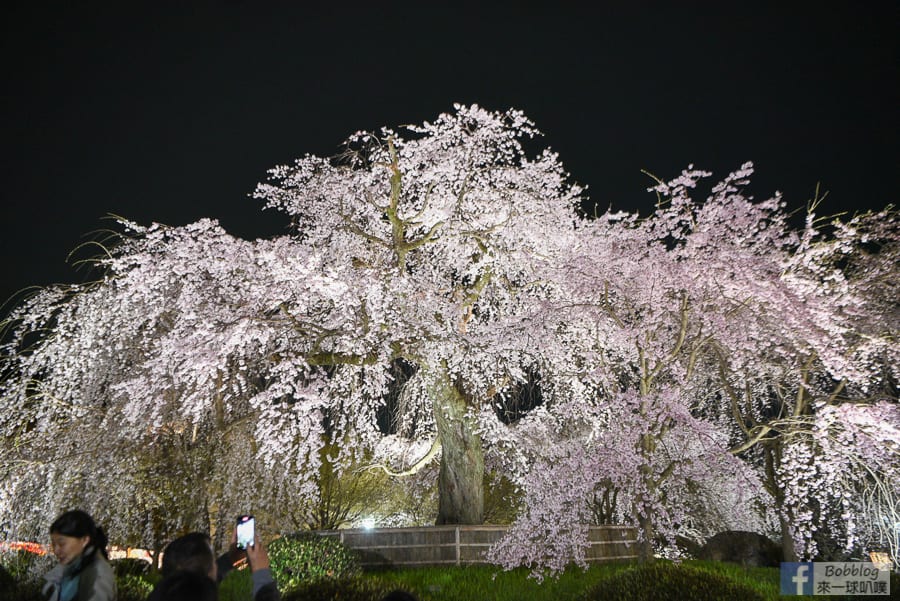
1, 105, 897, 572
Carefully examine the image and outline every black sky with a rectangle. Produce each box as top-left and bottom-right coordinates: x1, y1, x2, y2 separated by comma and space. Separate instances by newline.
1, 2, 897, 311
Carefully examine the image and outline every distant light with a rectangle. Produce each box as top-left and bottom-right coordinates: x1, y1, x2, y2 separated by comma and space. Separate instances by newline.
361, 517, 375, 530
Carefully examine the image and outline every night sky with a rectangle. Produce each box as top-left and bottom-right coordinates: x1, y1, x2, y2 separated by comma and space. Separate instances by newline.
1, 2, 896, 312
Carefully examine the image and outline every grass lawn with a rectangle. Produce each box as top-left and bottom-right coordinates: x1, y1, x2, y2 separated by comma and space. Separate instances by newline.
370, 561, 622, 601
368, 560, 897, 601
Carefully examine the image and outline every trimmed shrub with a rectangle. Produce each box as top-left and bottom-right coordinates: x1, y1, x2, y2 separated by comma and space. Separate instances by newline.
111, 557, 154, 578
280, 575, 404, 601
0, 548, 52, 585
218, 566, 254, 601
0, 582, 44, 601
268, 532, 361, 592
0, 562, 14, 590
580, 561, 767, 601
116, 573, 155, 601
0, 548, 54, 601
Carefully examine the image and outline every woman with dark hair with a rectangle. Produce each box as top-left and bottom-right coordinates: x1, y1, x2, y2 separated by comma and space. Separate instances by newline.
42, 509, 117, 601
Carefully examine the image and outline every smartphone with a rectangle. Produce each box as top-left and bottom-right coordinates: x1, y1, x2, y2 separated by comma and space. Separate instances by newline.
236, 514, 255, 550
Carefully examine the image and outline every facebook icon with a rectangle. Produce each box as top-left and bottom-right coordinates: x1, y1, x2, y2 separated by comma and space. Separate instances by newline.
781, 562, 814, 595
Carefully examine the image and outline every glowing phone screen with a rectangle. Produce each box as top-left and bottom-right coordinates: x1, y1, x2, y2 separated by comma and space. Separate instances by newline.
236, 515, 255, 549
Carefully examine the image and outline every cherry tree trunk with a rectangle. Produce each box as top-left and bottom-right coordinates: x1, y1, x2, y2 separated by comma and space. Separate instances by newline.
637, 428, 657, 562
637, 513, 655, 562
764, 441, 799, 562
779, 514, 799, 562
429, 367, 485, 525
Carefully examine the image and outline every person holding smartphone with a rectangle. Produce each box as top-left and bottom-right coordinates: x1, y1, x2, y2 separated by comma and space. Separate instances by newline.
225, 521, 278, 601
217, 515, 277, 600
149, 516, 279, 601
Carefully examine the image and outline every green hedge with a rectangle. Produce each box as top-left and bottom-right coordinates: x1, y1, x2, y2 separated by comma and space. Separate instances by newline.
268, 532, 361, 592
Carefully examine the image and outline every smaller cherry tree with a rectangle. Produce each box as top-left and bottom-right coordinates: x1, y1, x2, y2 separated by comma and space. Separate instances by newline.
777, 401, 900, 562
724, 206, 900, 560
487, 164, 898, 572
485, 386, 770, 577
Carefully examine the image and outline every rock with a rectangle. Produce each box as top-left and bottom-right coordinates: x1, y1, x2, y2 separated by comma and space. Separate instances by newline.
673, 534, 703, 558
698, 530, 783, 567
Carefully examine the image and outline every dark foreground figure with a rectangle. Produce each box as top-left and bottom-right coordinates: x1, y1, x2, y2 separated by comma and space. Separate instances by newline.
148, 530, 278, 601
